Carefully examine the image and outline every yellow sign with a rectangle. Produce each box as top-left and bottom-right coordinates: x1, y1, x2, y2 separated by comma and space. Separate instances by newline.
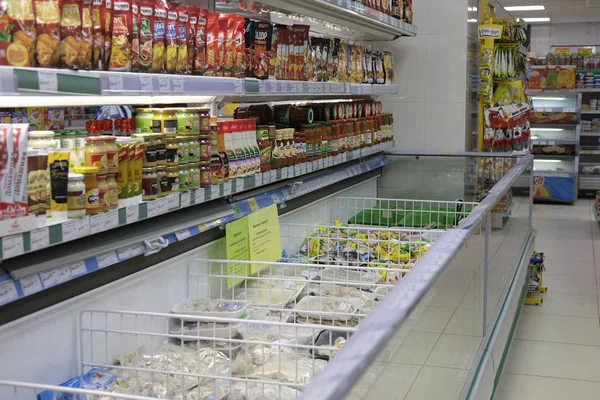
555, 48, 570, 55
478, 24, 503, 39
247, 205, 282, 274
225, 216, 250, 288
579, 48, 594, 55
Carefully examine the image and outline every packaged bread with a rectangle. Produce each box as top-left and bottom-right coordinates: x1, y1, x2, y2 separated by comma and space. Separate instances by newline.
34, 0, 61, 67
59, 0, 82, 69
1, 0, 36, 67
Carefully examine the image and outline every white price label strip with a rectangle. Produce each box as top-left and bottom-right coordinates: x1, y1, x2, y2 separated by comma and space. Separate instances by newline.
281, 168, 288, 179
195, 188, 205, 204
30, 227, 49, 251
157, 196, 169, 214
263, 172, 270, 184
68, 261, 87, 278
97, 251, 119, 268
0, 280, 18, 306
19, 274, 43, 296
180, 191, 191, 207
108, 74, 124, 91
90, 213, 106, 234
126, 204, 139, 223
139, 75, 153, 91
147, 200, 158, 218
172, 76, 184, 92
104, 210, 118, 230
223, 181, 232, 196
38, 71, 58, 92
307, 163, 313, 173
117, 243, 145, 261
158, 76, 171, 92
255, 173, 263, 186
175, 229, 192, 241
236, 178, 244, 192
2, 234, 23, 259
62, 218, 89, 242
167, 193, 180, 209
211, 185, 220, 199
55, 266, 71, 285
269, 170, 277, 182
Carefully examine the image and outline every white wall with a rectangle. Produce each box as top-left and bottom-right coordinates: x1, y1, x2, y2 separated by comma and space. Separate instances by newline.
382, 0, 473, 152
529, 23, 600, 57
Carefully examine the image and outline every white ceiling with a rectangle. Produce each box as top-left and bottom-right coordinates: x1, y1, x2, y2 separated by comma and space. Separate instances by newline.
494, 0, 600, 23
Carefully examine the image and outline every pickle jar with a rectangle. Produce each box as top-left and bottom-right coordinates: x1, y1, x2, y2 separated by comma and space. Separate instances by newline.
166, 137, 179, 166
142, 167, 158, 201
177, 135, 189, 164
156, 166, 169, 197
155, 133, 167, 166
152, 109, 177, 135
189, 163, 201, 190
177, 108, 200, 134
187, 136, 200, 162
179, 164, 190, 192
166, 166, 180, 193
135, 108, 154, 133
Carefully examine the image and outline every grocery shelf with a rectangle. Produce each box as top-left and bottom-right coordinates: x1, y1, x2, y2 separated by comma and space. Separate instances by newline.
528, 89, 579, 94
581, 110, 600, 114
0, 67, 398, 107
531, 138, 579, 145
580, 132, 600, 137
533, 107, 580, 113
533, 170, 576, 178
581, 149, 600, 155
579, 175, 600, 190
534, 153, 577, 159
594, 204, 600, 221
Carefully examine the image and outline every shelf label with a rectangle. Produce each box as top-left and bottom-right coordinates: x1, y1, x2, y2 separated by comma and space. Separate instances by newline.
236, 178, 245, 192
117, 243, 145, 261
0, 280, 18, 306
38, 71, 58, 92
19, 274, 43, 296
126, 204, 139, 223
158, 76, 171, 92
268, 80, 277, 92
157, 196, 169, 214
68, 261, 87, 278
353, 149, 360, 159
318, 158, 324, 169
211, 185, 220, 199
281, 167, 288, 179
2, 234, 24, 259
55, 266, 71, 285
167, 193, 180, 210
147, 200, 158, 218
263, 171, 270, 184
234, 79, 244, 94
223, 181, 232, 196
300, 163, 307, 175
97, 251, 119, 268
30, 227, 50, 252
89, 213, 106, 234
270, 169, 277, 182
255, 173, 263, 187
139, 75, 153, 91
172, 76, 184, 92
312, 160, 319, 171
258, 80, 266, 93
63, 218, 90, 242
108, 74, 124, 91
175, 229, 192, 241
104, 210, 119, 230
180, 191, 191, 208
294, 164, 301, 177
307, 162, 313, 173
195, 188, 205, 204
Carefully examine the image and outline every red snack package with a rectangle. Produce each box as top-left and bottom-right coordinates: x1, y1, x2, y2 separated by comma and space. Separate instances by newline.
293, 25, 309, 80
108, 0, 133, 71
33, 0, 61, 67
187, 7, 197, 73
252, 22, 272, 80
233, 16, 245, 78
204, 12, 219, 76
130, 0, 139, 70
79, 0, 93, 69
152, 0, 166, 72
0, 124, 13, 220
217, 13, 227, 77
91, 0, 105, 70
193, 9, 207, 74
165, 2, 177, 73
269, 24, 279, 79
59, 0, 82, 69
175, 4, 188, 74
223, 15, 234, 77
104, 0, 112, 68
2, 0, 36, 67
287, 29, 295, 80
135, 0, 153, 72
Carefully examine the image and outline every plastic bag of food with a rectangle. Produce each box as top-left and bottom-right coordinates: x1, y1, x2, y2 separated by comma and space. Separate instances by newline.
243, 18, 254, 77
37, 368, 117, 400
175, 4, 189, 74
130, 0, 139, 68
220, 380, 301, 400
222, 14, 234, 77
204, 12, 219, 75
34, 0, 60, 67
152, 0, 167, 72
103, 0, 112, 67
91, 0, 105, 69
108, 0, 132, 71
59, 0, 82, 69
193, 9, 207, 74
131, 0, 150, 71
233, 16, 245, 78
186, 7, 197, 73
164, 2, 177, 73
252, 22, 272, 79
242, 354, 327, 385
77, 0, 93, 69
2, 0, 36, 67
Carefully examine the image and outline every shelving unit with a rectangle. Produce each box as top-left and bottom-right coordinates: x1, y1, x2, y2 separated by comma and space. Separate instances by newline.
578, 89, 600, 195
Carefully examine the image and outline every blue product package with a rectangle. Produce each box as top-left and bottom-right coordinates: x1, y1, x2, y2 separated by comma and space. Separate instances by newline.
37, 368, 117, 400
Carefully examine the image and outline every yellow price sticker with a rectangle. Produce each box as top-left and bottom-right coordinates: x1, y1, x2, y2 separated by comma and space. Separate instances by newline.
555, 48, 570, 55
578, 48, 594, 55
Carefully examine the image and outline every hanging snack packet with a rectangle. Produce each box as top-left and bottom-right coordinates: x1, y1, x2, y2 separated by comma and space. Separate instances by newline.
193, 9, 207, 74
338, 40, 348, 82
175, 4, 188, 74
0, 124, 14, 220
34, 0, 61, 67
2, 0, 36, 67
204, 12, 219, 76
216, 13, 227, 76
355, 45, 365, 83
243, 18, 254, 77
103, 0, 112, 68
108, 0, 133, 71
152, 0, 166, 72
79, 0, 93, 69
375, 51, 385, 84
269, 24, 279, 79
186, 8, 197, 73
307, 37, 316, 81
91, 0, 105, 69
164, 2, 177, 73
130, 0, 139, 70
134, 0, 152, 72
233, 16, 245, 78
293, 25, 309, 81
59, 0, 82, 69
0, 2, 10, 65
222, 14, 234, 77
329, 38, 340, 82
253, 22, 272, 80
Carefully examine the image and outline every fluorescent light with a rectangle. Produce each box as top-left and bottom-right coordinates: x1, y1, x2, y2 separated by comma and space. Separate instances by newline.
504, 5, 545, 11
468, 6, 477, 11
536, 160, 563, 163
522, 17, 551, 22
531, 97, 568, 101
531, 128, 564, 131
468, 18, 478, 23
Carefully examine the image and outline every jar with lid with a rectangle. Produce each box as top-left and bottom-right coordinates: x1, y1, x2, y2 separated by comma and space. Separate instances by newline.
200, 163, 212, 187
97, 174, 109, 212
105, 173, 119, 209
142, 167, 158, 201
151, 109, 177, 135
330, 123, 339, 156
179, 164, 190, 191
189, 163, 201, 190
166, 166, 179, 193
275, 129, 287, 167
133, 134, 157, 167
177, 135, 189, 164
156, 166, 168, 197
177, 108, 200, 134
155, 133, 167, 166
199, 136, 211, 162
103, 136, 118, 173
73, 166, 99, 215
186, 135, 200, 162
85, 136, 108, 174
28, 131, 56, 149
135, 107, 153, 133
198, 108, 211, 134
166, 137, 179, 166
285, 129, 297, 165
67, 173, 86, 219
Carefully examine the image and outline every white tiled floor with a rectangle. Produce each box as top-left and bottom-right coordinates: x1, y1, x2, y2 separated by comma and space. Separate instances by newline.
495, 199, 600, 400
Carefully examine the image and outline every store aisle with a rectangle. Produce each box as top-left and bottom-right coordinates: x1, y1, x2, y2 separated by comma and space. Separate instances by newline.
495, 199, 600, 399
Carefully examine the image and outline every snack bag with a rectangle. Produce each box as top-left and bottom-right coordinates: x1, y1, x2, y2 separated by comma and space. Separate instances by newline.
151, 0, 166, 72
186, 7, 197, 73
193, 8, 207, 74
79, 0, 93, 69
233, 15, 245, 78
222, 14, 234, 77
338, 40, 348, 82
243, 18, 254, 77
135, 0, 153, 72
253, 22, 272, 79
0, 124, 13, 220
175, 4, 188, 74
347, 43, 355, 82
103, 0, 112, 68
217, 13, 227, 76
91, 0, 105, 69
34, 0, 61, 67
2, 0, 36, 67
59, 0, 82, 69
204, 12, 218, 76
108, 0, 133, 71
269, 24, 279, 79
164, 2, 177, 73
130, 0, 139, 70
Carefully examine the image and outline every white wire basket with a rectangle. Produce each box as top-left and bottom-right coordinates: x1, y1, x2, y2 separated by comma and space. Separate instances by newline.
0, 380, 157, 400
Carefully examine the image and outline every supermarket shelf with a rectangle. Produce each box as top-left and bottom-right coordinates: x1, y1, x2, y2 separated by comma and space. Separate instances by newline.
579, 88, 600, 93
533, 170, 576, 178
594, 204, 600, 221
534, 153, 577, 159
531, 138, 579, 145
531, 123, 579, 129
579, 175, 600, 190
0, 149, 390, 305
533, 107, 580, 113
0, 67, 397, 107
581, 110, 600, 114
528, 89, 579, 94
580, 132, 600, 137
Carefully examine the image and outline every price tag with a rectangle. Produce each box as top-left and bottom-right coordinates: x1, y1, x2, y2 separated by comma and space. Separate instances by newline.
322, 82, 330, 93
68, 261, 87, 278
172, 76, 184, 92
158, 76, 171, 92
336, 154, 342, 164
89, 213, 106, 234
353, 149, 360, 159
147, 200, 158, 218
263, 171, 270, 184
126, 204, 139, 223
270, 169, 277, 182
259, 80, 266, 93
318, 158, 324, 169
19, 274, 43, 296
223, 181, 232, 196
294, 164, 301, 176
139, 75, 153, 91
38, 71, 58, 92
30, 227, 49, 252
40, 269, 58, 288
108, 74, 124, 91
63, 218, 89, 242
342, 152, 348, 162
281, 167, 288, 179
284, 280, 296, 290
255, 173, 263, 186
308, 82, 316, 93
268, 80, 277, 92
117, 243, 145, 261
103, 210, 118, 230
0, 280, 18, 306
338, 302, 352, 312
300, 163, 307, 175
157, 196, 169, 214
2, 234, 23, 259
234, 79, 244, 94
288, 166, 295, 178
97, 251, 119, 268
175, 229, 192, 241
180, 191, 191, 208
279, 81, 288, 93
307, 162, 313, 173
312, 160, 319, 171
195, 188, 205, 204
236, 178, 245, 192
55, 266, 71, 285
211, 185, 220, 199
167, 193, 180, 210
547, 140, 556, 146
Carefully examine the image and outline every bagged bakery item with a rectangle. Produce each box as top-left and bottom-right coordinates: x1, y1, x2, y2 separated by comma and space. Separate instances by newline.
108, 0, 133, 71
34, 0, 61, 67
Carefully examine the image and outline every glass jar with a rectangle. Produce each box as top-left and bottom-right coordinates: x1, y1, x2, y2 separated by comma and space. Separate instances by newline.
61, 131, 76, 151
155, 133, 167, 166
97, 174, 109, 213
198, 108, 211, 134
142, 167, 158, 201
85, 136, 108, 174
73, 166, 99, 215
105, 173, 119, 209
166, 166, 179, 193
179, 164, 190, 192
199, 136, 211, 162
135, 108, 154, 133
200, 163, 212, 187
189, 163, 201, 190
67, 173, 86, 219
133, 134, 157, 167
177, 108, 200, 134
156, 166, 168, 197
186, 135, 200, 162
166, 137, 179, 166
151, 109, 177, 135
177, 135, 189, 164
104, 136, 118, 174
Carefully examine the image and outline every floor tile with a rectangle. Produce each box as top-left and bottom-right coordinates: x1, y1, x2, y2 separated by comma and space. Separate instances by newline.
495, 373, 600, 400
541, 274, 597, 295
543, 260, 595, 276
426, 334, 483, 369
410, 306, 455, 333
504, 339, 600, 382
364, 363, 422, 399
404, 366, 469, 400
515, 313, 600, 346
392, 331, 441, 365
539, 247, 595, 263
522, 292, 599, 318
444, 308, 484, 336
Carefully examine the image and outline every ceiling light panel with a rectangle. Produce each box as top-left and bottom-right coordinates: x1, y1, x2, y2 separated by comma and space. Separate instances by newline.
504, 5, 545, 11
522, 17, 551, 22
